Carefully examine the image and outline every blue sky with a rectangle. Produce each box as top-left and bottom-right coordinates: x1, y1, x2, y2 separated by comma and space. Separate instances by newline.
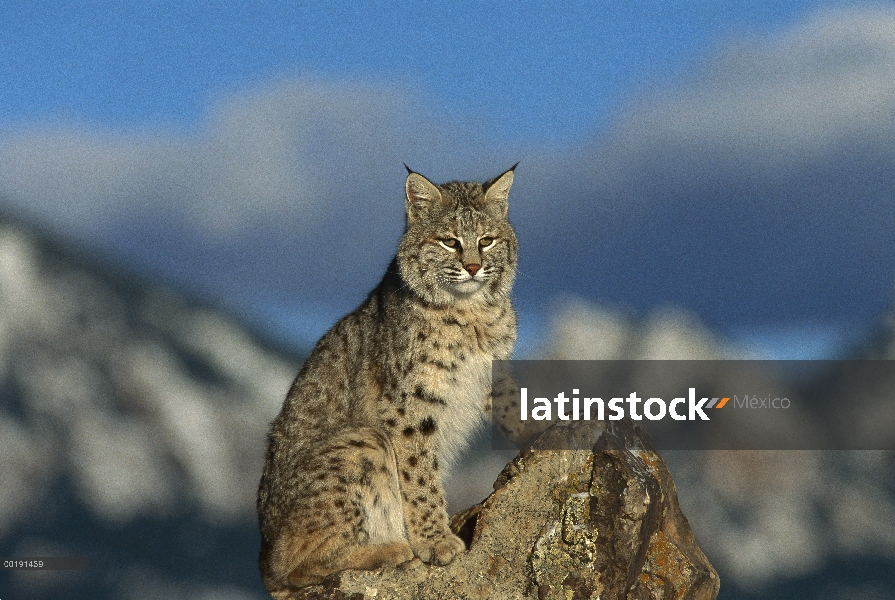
2, 1, 833, 140
1, 1, 893, 357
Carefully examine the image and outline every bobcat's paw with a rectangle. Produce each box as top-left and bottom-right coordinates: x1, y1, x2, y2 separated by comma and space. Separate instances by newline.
412, 532, 466, 566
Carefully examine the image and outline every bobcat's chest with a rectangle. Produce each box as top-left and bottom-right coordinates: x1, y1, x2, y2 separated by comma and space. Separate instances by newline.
424, 343, 492, 466
403, 310, 512, 465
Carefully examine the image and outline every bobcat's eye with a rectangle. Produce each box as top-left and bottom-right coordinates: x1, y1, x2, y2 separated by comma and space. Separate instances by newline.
438, 238, 461, 252
479, 236, 496, 250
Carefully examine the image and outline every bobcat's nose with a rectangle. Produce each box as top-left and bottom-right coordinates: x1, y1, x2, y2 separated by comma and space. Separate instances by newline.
465, 264, 481, 276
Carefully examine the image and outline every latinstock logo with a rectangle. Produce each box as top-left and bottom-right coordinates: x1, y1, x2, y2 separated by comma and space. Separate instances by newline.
493, 359, 891, 451
518, 387, 732, 422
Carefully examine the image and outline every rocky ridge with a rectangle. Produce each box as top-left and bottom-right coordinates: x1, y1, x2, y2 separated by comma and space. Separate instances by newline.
293, 421, 719, 600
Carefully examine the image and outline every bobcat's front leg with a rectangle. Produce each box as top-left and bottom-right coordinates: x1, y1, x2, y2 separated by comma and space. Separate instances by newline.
392, 425, 465, 565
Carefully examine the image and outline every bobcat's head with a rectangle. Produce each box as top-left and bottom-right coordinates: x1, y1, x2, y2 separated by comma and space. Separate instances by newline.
397, 165, 518, 306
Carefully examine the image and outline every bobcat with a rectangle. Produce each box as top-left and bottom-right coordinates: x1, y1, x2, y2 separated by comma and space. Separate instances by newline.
257, 165, 524, 597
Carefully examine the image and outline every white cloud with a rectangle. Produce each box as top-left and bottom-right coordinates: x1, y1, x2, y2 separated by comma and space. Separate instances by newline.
599, 6, 895, 172
0, 77, 487, 239
0, 128, 179, 233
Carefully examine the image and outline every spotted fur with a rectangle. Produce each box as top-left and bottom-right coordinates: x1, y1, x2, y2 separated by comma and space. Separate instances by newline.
257, 166, 522, 597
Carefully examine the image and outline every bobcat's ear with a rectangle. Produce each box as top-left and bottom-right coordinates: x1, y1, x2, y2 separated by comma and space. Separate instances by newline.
405, 170, 443, 222
482, 163, 518, 217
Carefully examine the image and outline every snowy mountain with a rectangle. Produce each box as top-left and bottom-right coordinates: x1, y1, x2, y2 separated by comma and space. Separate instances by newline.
2, 213, 893, 600
0, 215, 301, 599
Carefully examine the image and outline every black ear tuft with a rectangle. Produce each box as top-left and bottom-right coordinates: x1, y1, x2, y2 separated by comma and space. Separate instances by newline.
509, 161, 520, 172
403, 163, 415, 175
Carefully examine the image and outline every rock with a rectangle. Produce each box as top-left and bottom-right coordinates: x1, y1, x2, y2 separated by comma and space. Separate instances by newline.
291, 420, 719, 600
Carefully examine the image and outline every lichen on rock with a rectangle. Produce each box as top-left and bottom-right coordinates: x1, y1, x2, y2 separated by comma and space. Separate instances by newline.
291, 419, 719, 600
